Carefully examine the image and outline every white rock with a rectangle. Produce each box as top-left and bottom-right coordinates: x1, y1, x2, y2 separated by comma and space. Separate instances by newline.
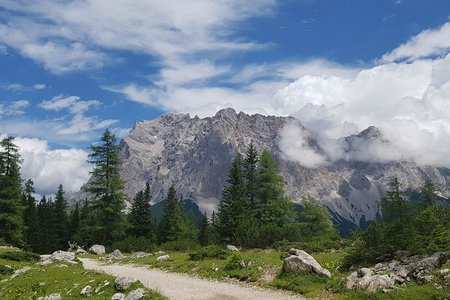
10, 266, 32, 279
126, 288, 145, 300
89, 244, 106, 255
115, 277, 136, 291
227, 245, 239, 252
80, 285, 93, 296
130, 252, 152, 259
283, 248, 331, 278
40, 250, 75, 265
111, 293, 126, 300
107, 249, 124, 259
156, 255, 170, 262
37, 293, 61, 300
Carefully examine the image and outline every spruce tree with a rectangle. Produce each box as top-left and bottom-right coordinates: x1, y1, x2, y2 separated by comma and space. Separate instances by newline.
217, 154, 249, 243
68, 203, 80, 240
86, 129, 126, 245
129, 183, 156, 241
255, 149, 294, 225
380, 178, 410, 222
243, 141, 258, 207
198, 212, 210, 246
53, 184, 69, 250
158, 186, 185, 243
420, 180, 437, 208
0, 136, 24, 246
22, 179, 39, 251
36, 195, 52, 253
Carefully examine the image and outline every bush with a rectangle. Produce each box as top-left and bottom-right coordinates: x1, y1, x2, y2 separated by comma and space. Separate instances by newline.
0, 251, 40, 262
109, 236, 156, 253
225, 253, 243, 270
0, 265, 13, 275
189, 245, 229, 261
160, 239, 199, 251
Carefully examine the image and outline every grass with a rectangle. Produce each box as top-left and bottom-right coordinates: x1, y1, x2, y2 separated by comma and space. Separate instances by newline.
0, 249, 167, 300
116, 247, 450, 300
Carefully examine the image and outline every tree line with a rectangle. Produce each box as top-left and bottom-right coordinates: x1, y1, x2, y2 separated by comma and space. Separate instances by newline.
0, 131, 339, 253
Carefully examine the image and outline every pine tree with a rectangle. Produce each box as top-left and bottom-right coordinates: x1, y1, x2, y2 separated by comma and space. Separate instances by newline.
255, 149, 294, 225
209, 211, 220, 244
128, 183, 156, 241
68, 203, 80, 240
22, 179, 39, 251
380, 178, 410, 222
198, 212, 210, 246
243, 141, 258, 208
0, 136, 24, 246
297, 196, 338, 240
420, 180, 437, 208
86, 129, 126, 245
217, 154, 249, 243
53, 184, 69, 250
36, 195, 52, 253
158, 186, 185, 243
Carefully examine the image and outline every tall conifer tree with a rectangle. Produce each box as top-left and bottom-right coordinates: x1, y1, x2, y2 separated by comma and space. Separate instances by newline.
53, 184, 69, 250
158, 186, 185, 243
129, 183, 156, 240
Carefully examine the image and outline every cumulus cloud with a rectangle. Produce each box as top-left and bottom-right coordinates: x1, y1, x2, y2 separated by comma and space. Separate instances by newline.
13, 137, 91, 195
33, 83, 46, 90
0, 100, 30, 116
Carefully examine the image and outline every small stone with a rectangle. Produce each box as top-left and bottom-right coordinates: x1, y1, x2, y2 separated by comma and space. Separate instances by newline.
37, 293, 61, 300
227, 245, 239, 252
111, 293, 126, 300
156, 255, 170, 262
125, 288, 145, 300
89, 244, 106, 255
80, 285, 93, 296
115, 277, 136, 291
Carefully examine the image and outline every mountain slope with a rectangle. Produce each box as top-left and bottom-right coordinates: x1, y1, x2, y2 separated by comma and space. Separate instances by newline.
76, 108, 450, 228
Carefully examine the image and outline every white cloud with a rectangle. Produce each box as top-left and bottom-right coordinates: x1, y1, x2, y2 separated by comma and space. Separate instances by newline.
382, 22, 450, 62
0, 0, 276, 73
13, 137, 91, 195
0, 100, 30, 116
39, 95, 117, 136
33, 83, 46, 90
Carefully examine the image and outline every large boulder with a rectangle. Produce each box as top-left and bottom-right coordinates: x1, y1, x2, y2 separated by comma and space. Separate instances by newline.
106, 249, 124, 260
89, 244, 106, 255
41, 250, 76, 265
115, 277, 136, 291
126, 288, 145, 300
347, 269, 395, 292
283, 248, 331, 278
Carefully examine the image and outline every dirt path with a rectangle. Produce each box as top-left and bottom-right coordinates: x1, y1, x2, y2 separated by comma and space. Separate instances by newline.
80, 258, 306, 300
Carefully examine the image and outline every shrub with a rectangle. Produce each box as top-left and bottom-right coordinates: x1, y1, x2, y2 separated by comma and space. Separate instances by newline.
225, 253, 243, 270
0, 251, 40, 262
0, 265, 13, 275
160, 239, 199, 251
109, 236, 156, 253
189, 245, 229, 261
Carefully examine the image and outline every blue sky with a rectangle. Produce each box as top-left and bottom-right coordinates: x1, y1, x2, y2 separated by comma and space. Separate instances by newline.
0, 0, 449, 194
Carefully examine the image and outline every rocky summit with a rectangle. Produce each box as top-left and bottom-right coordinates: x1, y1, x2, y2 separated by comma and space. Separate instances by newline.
74, 108, 449, 231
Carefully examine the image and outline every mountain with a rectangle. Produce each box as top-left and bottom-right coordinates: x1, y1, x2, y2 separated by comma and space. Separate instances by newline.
73, 108, 450, 231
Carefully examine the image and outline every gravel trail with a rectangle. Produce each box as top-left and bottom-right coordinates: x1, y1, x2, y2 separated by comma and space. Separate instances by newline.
80, 258, 306, 300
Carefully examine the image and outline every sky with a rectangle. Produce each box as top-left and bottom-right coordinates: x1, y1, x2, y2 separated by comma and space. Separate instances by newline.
0, 0, 449, 195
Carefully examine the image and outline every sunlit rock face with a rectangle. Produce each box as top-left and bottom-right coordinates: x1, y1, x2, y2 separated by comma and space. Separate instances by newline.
74, 108, 450, 229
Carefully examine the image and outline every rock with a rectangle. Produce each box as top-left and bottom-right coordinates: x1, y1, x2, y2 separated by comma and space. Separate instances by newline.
40, 250, 76, 265
130, 252, 152, 258
130, 252, 153, 258
156, 255, 170, 262
125, 288, 145, 300
111, 293, 126, 300
227, 245, 239, 252
439, 268, 450, 274
76, 248, 87, 255
70, 109, 450, 229
10, 266, 32, 279
240, 261, 246, 268
89, 244, 106, 255
444, 274, 450, 285
115, 277, 136, 291
95, 280, 110, 293
283, 248, 331, 278
347, 270, 395, 292
416, 274, 434, 284
107, 249, 124, 259
37, 293, 62, 300
80, 285, 93, 296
